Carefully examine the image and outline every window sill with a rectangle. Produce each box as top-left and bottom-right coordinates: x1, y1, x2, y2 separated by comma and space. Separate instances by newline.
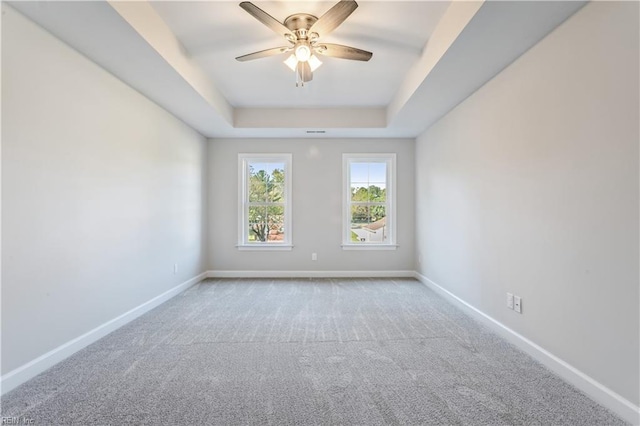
341, 244, 398, 251
237, 244, 293, 251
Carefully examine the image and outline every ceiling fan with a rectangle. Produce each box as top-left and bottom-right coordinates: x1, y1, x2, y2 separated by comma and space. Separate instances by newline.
236, 0, 373, 86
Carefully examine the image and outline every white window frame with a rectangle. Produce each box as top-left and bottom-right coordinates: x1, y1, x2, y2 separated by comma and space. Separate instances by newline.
342, 153, 397, 250
238, 153, 293, 251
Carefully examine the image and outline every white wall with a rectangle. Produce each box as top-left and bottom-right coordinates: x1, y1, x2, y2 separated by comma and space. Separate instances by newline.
415, 1, 639, 408
1, 6, 208, 375
208, 138, 414, 274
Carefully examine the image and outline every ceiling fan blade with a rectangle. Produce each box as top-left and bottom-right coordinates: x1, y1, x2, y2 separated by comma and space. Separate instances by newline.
298, 61, 313, 83
309, 0, 358, 37
315, 43, 372, 61
239, 2, 293, 38
236, 46, 291, 62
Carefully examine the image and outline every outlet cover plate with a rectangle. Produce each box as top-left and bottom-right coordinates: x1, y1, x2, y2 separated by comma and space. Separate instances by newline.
514, 296, 522, 313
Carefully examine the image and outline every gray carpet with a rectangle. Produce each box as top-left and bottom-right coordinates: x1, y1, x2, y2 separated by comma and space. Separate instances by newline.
1, 278, 626, 425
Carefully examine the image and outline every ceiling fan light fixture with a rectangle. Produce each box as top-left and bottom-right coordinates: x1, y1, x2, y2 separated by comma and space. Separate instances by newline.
308, 55, 322, 72
294, 42, 311, 62
284, 54, 298, 72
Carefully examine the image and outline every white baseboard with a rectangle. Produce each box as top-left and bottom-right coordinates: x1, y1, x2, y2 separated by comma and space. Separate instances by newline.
414, 272, 640, 425
207, 270, 415, 278
0, 272, 207, 396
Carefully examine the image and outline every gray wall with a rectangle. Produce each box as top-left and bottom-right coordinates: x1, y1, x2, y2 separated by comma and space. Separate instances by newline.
415, 1, 639, 405
208, 138, 415, 273
1, 6, 208, 374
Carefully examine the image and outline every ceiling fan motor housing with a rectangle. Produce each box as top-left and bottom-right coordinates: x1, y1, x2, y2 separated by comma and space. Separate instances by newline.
284, 13, 318, 33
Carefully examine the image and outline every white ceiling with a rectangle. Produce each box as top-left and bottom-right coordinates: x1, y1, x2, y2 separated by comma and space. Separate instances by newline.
151, 1, 450, 108
9, 1, 587, 139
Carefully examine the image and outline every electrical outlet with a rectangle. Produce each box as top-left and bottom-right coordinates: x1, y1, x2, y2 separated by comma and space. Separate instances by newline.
514, 296, 522, 313
507, 293, 514, 309
311, 253, 317, 261
174, 263, 178, 274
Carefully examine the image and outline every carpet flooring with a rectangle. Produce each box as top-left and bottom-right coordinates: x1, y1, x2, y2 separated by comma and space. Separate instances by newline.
1, 278, 627, 425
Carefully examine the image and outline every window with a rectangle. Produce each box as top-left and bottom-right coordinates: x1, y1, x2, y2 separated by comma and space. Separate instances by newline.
238, 154, 292, 250
343, 154, 396, 249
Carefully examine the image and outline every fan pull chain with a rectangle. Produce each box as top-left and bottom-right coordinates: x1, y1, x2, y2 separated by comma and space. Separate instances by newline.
295, 63, 303, 87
